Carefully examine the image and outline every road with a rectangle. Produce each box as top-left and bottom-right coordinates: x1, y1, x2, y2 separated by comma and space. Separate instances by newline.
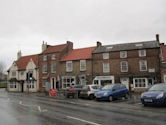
0, 89, 166, 125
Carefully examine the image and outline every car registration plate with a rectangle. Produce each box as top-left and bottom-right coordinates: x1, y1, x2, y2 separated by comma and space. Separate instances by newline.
144, 99, 153, 102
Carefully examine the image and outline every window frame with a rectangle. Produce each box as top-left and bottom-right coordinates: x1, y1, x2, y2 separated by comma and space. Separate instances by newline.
133, 78, 148, 88
42, 64, 47, 73
80, 60, 86, 71
43, 55, 47, 61
138, 49, 146, 57
139, 60, 147, 71
120, 51, 127, 58
102, 53, 109, 59
51, 62, 56, 73
120, 61, 128, 72
66, 61, 73, 72
103, 63, 110, 73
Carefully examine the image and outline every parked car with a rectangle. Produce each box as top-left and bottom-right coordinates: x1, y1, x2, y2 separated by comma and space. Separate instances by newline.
141, 83, 166, 106
79, 85, 100, 100
95, 84, 129, 101
65, 85, 83, 98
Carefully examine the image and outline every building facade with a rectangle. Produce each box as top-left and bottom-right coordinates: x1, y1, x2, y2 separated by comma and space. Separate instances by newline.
7, 51, 39, 92
92, 38, 161, 92
60, 47, 95, 88
38, 41, 73, 91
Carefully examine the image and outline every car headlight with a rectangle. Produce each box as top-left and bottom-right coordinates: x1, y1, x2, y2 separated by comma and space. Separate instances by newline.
156, 92, 164, 99
103, 92, 108, 96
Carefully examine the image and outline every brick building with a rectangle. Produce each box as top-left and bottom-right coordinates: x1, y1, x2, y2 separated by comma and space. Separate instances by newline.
38, 41, 73, 91
60, 47, 95, 88
160, 43, 166, 83
92, 36, 161, 92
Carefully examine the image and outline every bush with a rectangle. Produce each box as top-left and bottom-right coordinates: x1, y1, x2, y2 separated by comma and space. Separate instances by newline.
0, 83, 7, 88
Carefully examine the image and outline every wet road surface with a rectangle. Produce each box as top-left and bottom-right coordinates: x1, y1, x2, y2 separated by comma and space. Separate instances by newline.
0, 89, 166, 125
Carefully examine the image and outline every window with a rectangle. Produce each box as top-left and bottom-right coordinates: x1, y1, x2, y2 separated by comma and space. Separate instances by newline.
139, 60, 147, 71
66, 61, 73, 72
20, 71, 24, 76
103, 53, 109, 59
10, 82, 16, 88
62, 76, 76, 88
42, 79, 47, 87
120, 51, 127, 58
51, 54, 56, 60
43, 55, 47, 61
120, 61, 128, 72
42, 64, 47, 73
133, 78, 147, 88
12, 71, 16, 77
103, 63, 110, 73
139, 49, 146, 57
51, 62, 56, 73
80, 60, 86, 71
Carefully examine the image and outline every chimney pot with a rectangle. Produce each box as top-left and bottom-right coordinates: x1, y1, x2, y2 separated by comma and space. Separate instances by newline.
156, 34, 160, 42
97, 41, 102, 47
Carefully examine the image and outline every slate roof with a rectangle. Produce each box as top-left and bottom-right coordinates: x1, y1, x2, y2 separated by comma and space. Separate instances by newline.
93, 40, 160, 53
16, 54, 38, 70
61, 47, 95, 61
42, 44, 67, 54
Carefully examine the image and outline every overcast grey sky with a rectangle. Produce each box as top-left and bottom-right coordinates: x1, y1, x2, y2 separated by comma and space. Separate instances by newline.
0, 0, 166, 70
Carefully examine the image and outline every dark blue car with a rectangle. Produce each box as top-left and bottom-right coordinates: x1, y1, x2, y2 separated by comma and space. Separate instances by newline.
95, 84, 129, 101
141, 83, 166, 106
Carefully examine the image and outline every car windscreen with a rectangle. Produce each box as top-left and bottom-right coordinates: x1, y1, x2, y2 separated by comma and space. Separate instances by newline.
91, 86, 99, 90
149, 84, 166, 91
102, 84, 114, 90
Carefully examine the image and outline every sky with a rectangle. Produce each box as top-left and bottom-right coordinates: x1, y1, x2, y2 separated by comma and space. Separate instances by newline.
0, 0, 166, 70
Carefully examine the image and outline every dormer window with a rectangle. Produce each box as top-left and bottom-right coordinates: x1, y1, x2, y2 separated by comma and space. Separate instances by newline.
120, 51, 127, 58
139, 49, 146, 57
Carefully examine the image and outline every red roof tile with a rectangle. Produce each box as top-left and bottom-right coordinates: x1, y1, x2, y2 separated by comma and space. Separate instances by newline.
61, 47, 95, 61
43, 44, 67, 54
161, 44, 166, 62
16, 54, 38, 70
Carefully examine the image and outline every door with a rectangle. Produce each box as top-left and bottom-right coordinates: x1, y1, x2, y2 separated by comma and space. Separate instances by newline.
21, 83, 24, 92
51, 77, 56, 89
120, 78, 129, 90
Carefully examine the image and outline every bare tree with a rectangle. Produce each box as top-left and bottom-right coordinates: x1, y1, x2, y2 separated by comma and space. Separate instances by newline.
0, 61, 6, 80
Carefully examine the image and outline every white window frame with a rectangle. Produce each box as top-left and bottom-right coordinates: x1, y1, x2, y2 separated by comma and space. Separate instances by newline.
139, 49, 146, 57
51, 62, 56, 73
62, 76, 76, 89
43, 55, 47, 61
12, 71, 16, 77
51, 54, 56, 60
42, 64, 47, 73
10, 82, 17, 88
103, 63, 110, 73
102, 53, 109, 59
120, 61, 128, 72
120, 51, 127, 58
66, 61, 73, 72
80, 60, 86, 71
139, 60, 147, 71
133, 78, 148, 88
163, 75, 166, 83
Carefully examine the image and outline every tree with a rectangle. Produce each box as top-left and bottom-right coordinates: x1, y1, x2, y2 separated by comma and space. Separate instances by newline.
0, 61, 6, 80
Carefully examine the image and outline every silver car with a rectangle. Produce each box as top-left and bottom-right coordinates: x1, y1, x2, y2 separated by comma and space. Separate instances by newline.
80, 85, 100, 100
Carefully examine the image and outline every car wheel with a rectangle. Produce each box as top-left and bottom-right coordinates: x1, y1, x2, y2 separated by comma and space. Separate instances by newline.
89, 94, 94, 100
109, 96, 113, 102
124, 93, 129, 99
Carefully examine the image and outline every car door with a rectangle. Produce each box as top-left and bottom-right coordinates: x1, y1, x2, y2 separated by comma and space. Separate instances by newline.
112, 85, 121, 98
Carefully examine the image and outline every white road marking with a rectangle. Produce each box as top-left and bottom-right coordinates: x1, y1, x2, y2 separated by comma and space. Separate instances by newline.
66, 116, 101, 125
19, 101, 47, 112
85, 103, 90, 106
70, 101, 76, 104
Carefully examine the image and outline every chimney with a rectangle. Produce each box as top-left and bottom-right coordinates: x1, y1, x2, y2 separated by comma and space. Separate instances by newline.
67, 41, 73, 51
156, 34, 160, 42
17, 50, 22, 60
97, 41, 102, 47
42, 41, 47, 52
